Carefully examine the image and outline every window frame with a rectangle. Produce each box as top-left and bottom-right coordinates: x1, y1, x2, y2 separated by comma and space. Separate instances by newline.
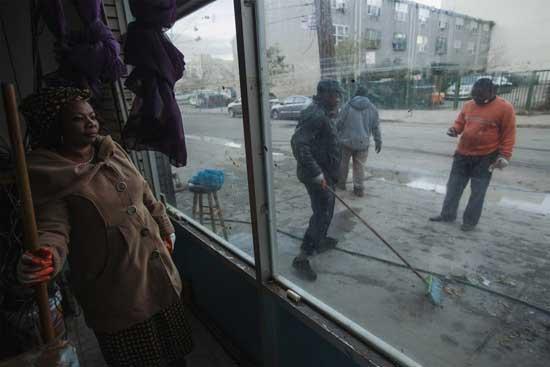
365, 28, 382, 49
455, 17, 464, 30
416, 34, 428, 53
418, 8, 430, 24
454, 39, 462, 49
392, 32, 407, 51
394, 2, 409, 22
467, 40, 476, 54
435, 36, 448, 55
367, 0, 382, 16
439, 14, 448, 30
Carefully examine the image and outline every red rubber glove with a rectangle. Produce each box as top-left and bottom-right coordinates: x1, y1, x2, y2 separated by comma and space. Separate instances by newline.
164, 233, 176, 254
17, 247, 55, 286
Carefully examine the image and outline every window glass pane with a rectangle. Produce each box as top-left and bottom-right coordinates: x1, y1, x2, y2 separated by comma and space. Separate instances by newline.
416, 35, 428, 52
169, 0, 255, 262
262, 0, 550, 366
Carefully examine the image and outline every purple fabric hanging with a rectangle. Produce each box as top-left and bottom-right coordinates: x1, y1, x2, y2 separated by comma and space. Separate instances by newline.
122, 0, 187, 167
40, 0, 126, 96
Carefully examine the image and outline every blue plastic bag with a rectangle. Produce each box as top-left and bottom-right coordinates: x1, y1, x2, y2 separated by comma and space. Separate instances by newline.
189, 169, 224, 191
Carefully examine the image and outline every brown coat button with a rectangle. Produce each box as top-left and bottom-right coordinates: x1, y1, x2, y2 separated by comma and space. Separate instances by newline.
140, 228, 150, 237
116, 182, 127, 192
126, 205, 137, 215
150, 250, 160, 260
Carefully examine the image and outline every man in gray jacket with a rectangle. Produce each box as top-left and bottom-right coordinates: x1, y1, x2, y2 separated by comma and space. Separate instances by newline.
337, 86, 382, 196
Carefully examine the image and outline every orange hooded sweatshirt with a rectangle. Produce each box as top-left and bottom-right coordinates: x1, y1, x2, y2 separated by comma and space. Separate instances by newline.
453, 96, 516, 159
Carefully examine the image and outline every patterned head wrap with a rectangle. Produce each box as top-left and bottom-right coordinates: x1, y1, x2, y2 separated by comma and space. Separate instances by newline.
20, 87, 91, 148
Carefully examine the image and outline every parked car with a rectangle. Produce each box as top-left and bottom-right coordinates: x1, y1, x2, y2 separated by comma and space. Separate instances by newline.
227, 93, 280, 118
227, 98, 242, 117
446, 75, 513, 100
270, 96, 312, 120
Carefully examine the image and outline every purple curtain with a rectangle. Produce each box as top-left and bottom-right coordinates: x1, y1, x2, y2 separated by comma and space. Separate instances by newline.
122, 0, 187, 167
40, 0, 126, 96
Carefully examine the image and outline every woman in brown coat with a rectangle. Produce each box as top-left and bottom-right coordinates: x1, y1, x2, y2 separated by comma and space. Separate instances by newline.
16, 87, 193, 366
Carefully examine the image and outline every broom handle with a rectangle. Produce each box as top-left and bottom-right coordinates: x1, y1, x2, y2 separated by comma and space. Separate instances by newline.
328, 187, 428, 285
2, 83, 55, 343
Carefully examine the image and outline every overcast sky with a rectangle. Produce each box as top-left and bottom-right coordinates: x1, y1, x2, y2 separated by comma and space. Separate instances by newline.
171, 0, 443, 60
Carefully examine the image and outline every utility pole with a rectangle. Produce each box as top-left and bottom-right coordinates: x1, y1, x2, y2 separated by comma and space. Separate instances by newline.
315, 0, 336, 79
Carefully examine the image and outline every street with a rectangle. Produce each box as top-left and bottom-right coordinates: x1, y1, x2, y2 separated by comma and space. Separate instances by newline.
174, 108, 550, 367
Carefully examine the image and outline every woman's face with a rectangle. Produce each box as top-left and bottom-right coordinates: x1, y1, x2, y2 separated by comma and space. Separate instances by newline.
60, 100, 99, 148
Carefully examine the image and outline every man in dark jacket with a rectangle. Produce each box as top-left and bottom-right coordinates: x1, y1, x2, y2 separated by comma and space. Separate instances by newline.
290, 80, 342, 281
337, 86, 381, 196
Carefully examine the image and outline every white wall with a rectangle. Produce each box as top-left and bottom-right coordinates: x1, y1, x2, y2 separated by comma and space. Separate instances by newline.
442, 0, 550, 71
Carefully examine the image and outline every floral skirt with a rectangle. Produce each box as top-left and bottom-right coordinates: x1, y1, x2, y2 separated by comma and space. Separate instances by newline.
95, 301, 193, 367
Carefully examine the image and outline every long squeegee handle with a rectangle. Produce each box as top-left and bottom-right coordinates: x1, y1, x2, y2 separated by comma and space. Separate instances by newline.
328, 187, 428, 285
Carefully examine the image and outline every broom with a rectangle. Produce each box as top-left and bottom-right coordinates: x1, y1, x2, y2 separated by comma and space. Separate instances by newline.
328, 187, 444, 306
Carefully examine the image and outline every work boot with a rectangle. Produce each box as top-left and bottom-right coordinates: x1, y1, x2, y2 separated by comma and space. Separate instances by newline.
317, 237, 339, 254
429, 215, 454, 222
353, 187, 364, 197
461, 223, 476, 232
292, 257, 317, 281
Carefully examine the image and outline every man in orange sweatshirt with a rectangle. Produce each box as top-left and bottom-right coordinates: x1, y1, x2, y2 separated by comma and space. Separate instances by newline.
430, 78, 516, 231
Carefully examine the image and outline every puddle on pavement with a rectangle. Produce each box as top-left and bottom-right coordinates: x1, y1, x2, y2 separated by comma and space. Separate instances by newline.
368, 167, 549, 216
406, 179, 447, 194
498, 194, 550, 215
186, 134, 242, 149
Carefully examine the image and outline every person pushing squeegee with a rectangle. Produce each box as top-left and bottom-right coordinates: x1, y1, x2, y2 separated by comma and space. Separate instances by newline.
327, 187, 444, 306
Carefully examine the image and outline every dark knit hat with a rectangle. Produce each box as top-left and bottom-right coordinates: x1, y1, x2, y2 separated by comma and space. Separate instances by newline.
19, 87, 91, 148
317, 80, 344, 96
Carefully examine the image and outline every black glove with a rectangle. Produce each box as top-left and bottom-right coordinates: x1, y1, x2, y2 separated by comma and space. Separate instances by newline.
447, 127, 458, 137
375, 141, 382, 154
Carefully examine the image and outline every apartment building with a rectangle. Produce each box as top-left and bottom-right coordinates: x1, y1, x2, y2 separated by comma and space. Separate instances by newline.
330, 0, 493, 71
264, 0, 493, 96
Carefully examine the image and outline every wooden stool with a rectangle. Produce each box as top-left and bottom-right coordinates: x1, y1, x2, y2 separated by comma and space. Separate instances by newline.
190, 186, 229, 240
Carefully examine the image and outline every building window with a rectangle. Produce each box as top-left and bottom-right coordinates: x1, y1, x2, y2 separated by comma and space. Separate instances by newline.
439, 14, 448, 30
483, 23, 491, 32
435, 36, 447, 55
395, 2, 408, 22
418, 8, 430, 24
367, 0, 382, 16
454, 39, 462, 49
470, 21, 479, 33
467, 41, 476, 54
331, 0, 346, 12
455, 17, 464, 30
332, 24, 349, 45
365, 28, 382, 49
393, 32, 407, 51
416, 35, 428, 52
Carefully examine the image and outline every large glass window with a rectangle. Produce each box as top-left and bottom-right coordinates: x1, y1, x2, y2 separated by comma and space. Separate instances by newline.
168, 0, 255, 262
260, 0, 550, 366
